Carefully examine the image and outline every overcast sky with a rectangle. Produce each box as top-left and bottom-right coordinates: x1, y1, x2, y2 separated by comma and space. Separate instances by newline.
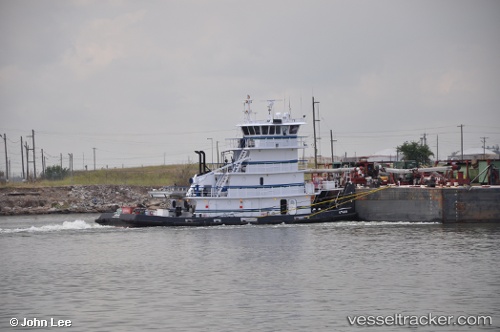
1, 0, 500, 176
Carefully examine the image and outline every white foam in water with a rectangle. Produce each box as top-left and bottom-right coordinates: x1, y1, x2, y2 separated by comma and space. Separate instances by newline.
0, 219, 110, 234
0, 220, 440, 234
327, 221, 440, 226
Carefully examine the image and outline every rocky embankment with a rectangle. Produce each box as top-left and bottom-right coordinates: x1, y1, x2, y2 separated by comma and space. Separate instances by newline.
0, 185, 168, 216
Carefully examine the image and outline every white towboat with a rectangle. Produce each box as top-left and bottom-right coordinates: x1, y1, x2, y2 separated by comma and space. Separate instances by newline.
96, 96, 356, 227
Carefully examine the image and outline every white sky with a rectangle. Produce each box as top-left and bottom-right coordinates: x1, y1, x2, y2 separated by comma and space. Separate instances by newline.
1, 0, 500, 176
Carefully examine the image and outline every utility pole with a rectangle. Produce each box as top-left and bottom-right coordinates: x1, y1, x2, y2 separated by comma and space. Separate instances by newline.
317, 104, 322, 157
312, 97, 320, 169
207, 138, 213, 169
2, 133, 7, 180
31, 130, 36, 180
481, 137, 489, 159
68, 153, 74, 183
330, 130, 337, 167
458, 124, 464, 161
436, 135, 439, 161
93, 147, 96, 170
68, 153, 73, 176
420, 133, 427, 146
20, 137, 25, 179
25, 142, 30, 179
41, 149, 45, 177
216, 141, 220, 166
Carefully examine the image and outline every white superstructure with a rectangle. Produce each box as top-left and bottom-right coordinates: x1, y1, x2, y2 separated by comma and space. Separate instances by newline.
186, 96, 315, 217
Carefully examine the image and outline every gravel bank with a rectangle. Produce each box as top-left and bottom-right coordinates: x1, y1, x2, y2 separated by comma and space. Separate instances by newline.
0, 185, 167, 216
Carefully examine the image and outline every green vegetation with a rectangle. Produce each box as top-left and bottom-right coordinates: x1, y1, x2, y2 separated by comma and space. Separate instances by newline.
397, 141, 434, 167
43, 165, 69, 180
2, 163, 198, 187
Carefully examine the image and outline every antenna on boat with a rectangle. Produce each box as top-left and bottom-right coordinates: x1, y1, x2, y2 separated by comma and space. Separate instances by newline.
267, 99, 275, 117
264, 99, 283, 120
243, 95, 252, 122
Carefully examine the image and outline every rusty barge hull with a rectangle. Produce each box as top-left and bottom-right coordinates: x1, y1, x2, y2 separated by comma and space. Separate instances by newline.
356, 186, 500, 223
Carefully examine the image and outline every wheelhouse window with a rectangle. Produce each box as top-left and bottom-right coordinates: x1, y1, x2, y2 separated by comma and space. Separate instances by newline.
242, 126, 249, 135
262, 126, 269, 135
254, 126, 261, 135
269, 126, 275, 135
289, 125, 299, 135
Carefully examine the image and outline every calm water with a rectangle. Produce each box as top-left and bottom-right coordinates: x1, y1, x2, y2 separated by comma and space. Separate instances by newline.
0, 214, 499, 331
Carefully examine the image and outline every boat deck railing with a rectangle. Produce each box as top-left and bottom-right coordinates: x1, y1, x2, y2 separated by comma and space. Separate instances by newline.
189, 183, 315, 198
227, 137, 306, 149
149, 186, 190, 198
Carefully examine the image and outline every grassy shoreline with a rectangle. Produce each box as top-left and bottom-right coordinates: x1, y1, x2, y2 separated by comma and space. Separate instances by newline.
1, 164, 198, 188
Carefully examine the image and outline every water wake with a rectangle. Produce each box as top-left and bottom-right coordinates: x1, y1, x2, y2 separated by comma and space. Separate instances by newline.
0, 219, 110, 234
1, 220, 440, 234
178, 220, 441, 231
330, 221, 441, 226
